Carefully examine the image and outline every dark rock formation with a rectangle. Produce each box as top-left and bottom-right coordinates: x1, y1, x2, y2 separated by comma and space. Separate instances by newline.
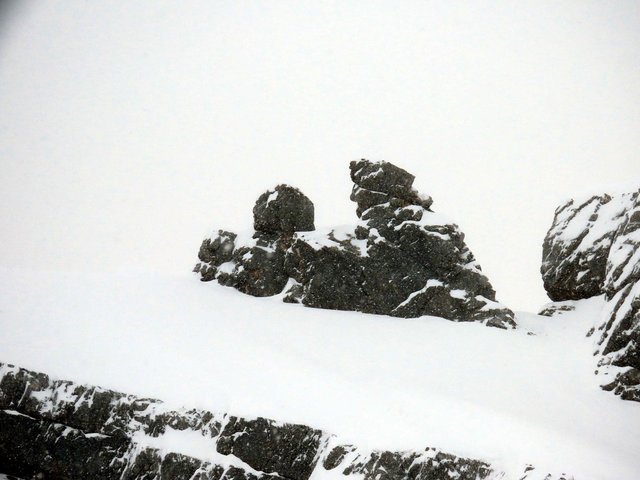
194, 184, 314, 297
0, 409, 129, 480
217, 417, 322, 480
195, 160, 515, 328
541, 188, 640, 401
349, 160, 433, 216
594, 281, 640, 402
253, 185, 315, 234
0, 362, 572, 480
322, 445, 491, 480
0, 362, 310, 480
541, 194, 615, 301
196, 229, 290, 297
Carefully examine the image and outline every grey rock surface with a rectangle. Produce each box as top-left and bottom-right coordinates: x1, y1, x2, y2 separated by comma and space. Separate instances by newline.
195, 160, 514, 328
541, 187, 640, 401
0, 362, 572, 480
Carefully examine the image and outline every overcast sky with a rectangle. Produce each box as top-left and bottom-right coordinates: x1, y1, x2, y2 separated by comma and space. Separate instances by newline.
1, 1, 639, 312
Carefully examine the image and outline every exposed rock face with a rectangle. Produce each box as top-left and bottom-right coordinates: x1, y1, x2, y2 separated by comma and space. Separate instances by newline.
542, 190, 640, 301
0, 362, 573, 480
0, 362, 319, 480
321, 445, 491, 480
541, 188, 640, 401
217, 417, 321, 480
195, 160, 515, 328
595, 280, 640, 401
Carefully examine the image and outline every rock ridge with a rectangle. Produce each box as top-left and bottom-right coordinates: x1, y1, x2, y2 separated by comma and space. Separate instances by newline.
0, 362, 572, 480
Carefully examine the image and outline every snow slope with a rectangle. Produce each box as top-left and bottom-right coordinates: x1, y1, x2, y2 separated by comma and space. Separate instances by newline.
0, 268, 639, 479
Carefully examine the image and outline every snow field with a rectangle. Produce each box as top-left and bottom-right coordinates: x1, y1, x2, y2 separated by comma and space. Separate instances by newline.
0, 268, 638, 479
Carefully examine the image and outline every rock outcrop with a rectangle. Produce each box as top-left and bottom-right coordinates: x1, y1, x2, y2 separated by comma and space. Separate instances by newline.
541, 188, 640, 401
0, 362, 573, 480
537, 301, 576, 317
195, 160, 515, 329
196, 184, 314, 297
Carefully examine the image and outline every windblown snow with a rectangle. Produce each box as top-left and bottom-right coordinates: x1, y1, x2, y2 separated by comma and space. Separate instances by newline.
0, 268, 639, 479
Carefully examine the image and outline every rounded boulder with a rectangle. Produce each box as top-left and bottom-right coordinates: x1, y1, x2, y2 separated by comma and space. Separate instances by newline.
253, 184, 315, 233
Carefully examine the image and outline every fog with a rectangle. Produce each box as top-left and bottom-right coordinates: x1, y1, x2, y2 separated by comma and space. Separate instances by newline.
1, 1, 639, 311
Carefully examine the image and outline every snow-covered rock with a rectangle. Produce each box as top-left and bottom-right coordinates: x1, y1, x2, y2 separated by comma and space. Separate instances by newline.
538, 301, 576, 317
195, 184, 314, 297
195, 160, 515, 328
0, 362, 572, 480
541, 187, 640, 401
0, 362, 325, 480
541, 190, 640, 301
348, 159, 433, 216
594, 280, 640, 402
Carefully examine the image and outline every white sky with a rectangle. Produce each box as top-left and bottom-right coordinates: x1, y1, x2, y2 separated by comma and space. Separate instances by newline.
1, 1, 639, 312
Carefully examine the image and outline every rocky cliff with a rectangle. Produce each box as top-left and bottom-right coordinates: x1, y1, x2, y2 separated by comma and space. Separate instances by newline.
195, 160, 515, 329
0, 362, 572, 480
541, 188, 640, 401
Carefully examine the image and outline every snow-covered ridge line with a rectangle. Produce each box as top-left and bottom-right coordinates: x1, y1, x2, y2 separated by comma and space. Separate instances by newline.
0, 362, 570, 480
